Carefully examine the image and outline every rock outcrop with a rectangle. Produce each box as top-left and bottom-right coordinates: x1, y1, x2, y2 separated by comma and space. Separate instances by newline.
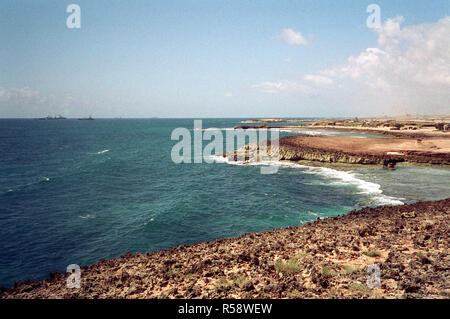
278, 140, 403, 168
225, 135, 450, 168
1, 199, 449, 299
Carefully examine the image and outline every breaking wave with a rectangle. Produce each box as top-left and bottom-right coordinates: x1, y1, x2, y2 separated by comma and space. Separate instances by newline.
213, 155, 404, 206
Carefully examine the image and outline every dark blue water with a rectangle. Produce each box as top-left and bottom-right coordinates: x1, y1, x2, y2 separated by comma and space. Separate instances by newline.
0, 118, 449, 286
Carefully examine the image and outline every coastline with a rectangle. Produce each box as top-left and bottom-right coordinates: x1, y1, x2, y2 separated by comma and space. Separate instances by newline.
2, 198, 448, 299
238, 117, 450, 139
278, 135, 450, 167
225, 134, 450, 168
227, 117, 450, 169
272, 125, 450, 139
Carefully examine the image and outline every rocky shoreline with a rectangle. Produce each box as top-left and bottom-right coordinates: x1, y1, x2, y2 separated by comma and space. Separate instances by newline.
266, 125, 450, 139
239, 116, 450, 138
279, 135, 450, 168
1, 199, 449, 299
226, 135, 450, 168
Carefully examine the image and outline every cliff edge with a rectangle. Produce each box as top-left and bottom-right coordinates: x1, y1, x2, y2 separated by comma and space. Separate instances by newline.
1, 199, 449, 299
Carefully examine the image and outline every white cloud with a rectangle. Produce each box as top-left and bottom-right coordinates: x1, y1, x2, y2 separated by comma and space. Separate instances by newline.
0, 87, 41, 103
251, 75, 331, 96
303, 74, 333, 86
280, 28, 308, 46
224, 92, 233, 97
319, 16, 450, 114
0, 87, 78, 117
252, 80, 317, 96
254, 16, 450, 115
252, 81, 291, 94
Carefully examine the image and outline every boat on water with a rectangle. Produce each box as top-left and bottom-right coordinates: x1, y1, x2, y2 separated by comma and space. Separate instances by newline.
39, 115, 67, 120
78, 116, 94, 120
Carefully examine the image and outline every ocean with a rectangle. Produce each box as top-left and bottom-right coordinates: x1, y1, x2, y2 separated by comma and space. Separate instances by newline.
0, 118, 449, 287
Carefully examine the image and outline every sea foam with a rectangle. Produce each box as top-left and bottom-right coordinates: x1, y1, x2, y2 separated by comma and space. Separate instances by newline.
213, 155, 404, 206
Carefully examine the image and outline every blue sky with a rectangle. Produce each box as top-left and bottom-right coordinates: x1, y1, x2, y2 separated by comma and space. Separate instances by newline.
1, 0, 449, 117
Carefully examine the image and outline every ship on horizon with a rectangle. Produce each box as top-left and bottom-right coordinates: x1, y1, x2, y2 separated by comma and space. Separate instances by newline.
78, 115, 94, 120
39, 115, 67, 120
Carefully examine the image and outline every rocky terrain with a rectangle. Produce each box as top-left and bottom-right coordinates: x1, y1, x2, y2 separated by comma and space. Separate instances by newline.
1, 199, 449, 299
241, 116, 450, 138
227, 135, 450, 168
277, 125, 450, 138
278, 135, 450, 167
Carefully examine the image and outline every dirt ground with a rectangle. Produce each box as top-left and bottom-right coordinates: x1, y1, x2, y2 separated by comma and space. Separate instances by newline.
280, 135, 450, 155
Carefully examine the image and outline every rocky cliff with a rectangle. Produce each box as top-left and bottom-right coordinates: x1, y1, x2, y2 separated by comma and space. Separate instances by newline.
278, 141, 403, 168
226, 135, 450, 168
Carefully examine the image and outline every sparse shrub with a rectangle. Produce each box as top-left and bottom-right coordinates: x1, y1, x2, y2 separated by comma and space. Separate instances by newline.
274, 258, 301, 273
415, 251, 425, 259
232, 275, 251, 289
343, 265, 360, 274
214, 277, 231, 289
286, 289, 303, 298
321, 265, 338, 277
166, 268, 179, 276
348, 283, 370, 292
363, 250, 382, 258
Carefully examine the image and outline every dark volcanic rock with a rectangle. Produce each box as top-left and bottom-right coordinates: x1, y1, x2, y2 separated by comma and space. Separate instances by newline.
1, 199, 448, 299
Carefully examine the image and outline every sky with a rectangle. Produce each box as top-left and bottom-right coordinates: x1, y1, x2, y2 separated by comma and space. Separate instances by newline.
0, 0, 449, 118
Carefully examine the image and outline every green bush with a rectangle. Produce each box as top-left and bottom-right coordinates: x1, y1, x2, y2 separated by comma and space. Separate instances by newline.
363, 250, 382, 257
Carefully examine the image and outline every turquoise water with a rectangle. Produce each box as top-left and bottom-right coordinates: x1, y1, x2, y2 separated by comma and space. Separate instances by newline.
0, 118, 449, 287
